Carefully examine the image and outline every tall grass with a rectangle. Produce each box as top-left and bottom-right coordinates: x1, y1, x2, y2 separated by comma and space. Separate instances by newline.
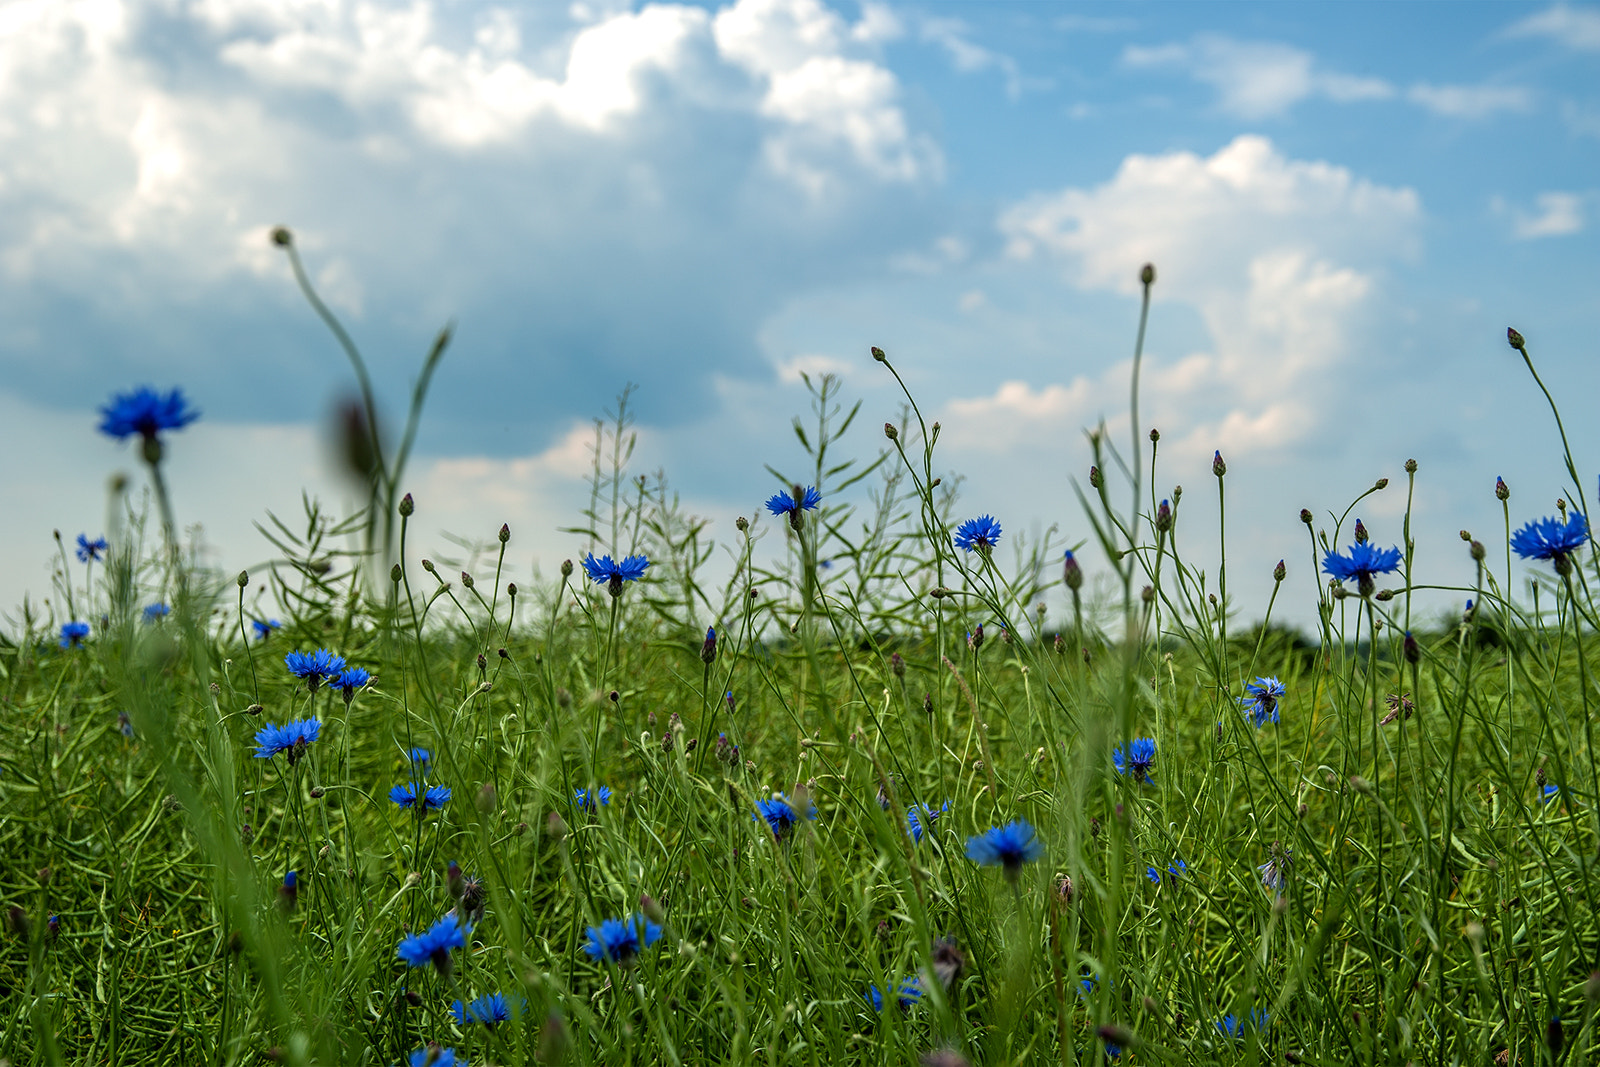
1, 266, 1595, 1067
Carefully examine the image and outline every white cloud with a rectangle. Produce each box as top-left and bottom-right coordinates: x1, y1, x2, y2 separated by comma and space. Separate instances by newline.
1407, 82, 1534, 118
995, 135, 1418, 456
1511, 192, 1587, 238
1122, 35, 1392, 119
1506, 4, 1600, 51
919, 15, 1031, 99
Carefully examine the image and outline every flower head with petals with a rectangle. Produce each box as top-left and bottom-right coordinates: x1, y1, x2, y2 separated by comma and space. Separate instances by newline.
284, 649, 346, 691
583, 914, 663, 964
581, 553, 650, 596
143, 603, 169, 622
1512, 513, 1588, 570
1240, 677, 1285, 727
391, 782, 451, 812
765, 485, 822, 517
907, 801, 951, 844
397, 913, 468, 974
251, 618, 280, 641
965, 820, 1045, 879
575, 786, 613, 811
75, 534, 107, 563
59, 621, 90, 649
407, 1047, 462, 1067
98, 386, 200, 441
1113, 738, 1157, 782
1322, 540, 1403, 594
754, 795, 817, 840
254, 719, 321, 764
452, 992, 517, 1027
953, 515, 1002, 553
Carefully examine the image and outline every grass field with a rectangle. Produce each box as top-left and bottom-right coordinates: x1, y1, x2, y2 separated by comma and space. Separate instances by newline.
2, 274, 1596, 1066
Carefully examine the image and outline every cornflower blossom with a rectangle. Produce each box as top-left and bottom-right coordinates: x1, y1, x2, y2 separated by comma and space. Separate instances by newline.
284, 649, 346, 691
953, 515, 1002, 553
754, 795, 817, 841
1240, 677, 1284, 726
574, 786, 612, 811
965, 820, 1045, 881
97, 386, 200, 443
1321, 539, 1402, 596
907, 801, 951, 844
390, 782, 451, 812
1112, 738, 1156, 783
765, 486, 822, 531
580, 553, 650, 597
251, 619, 281, 641
1511, 512, 1589, 576
76, 534, 108, 563
407, 1048, 462, 1067
397, 913, 468, 976
59, 622, 90, 649
253, 719, 321, 764
864, 977, 923, 1012
143, 603, 170, 622
452, 992, 515, 1027
330, 667, 371, 704
583, 914, 663, 964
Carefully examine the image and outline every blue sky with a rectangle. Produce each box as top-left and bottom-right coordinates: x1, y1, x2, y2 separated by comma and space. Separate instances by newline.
2, 0, 1597, 629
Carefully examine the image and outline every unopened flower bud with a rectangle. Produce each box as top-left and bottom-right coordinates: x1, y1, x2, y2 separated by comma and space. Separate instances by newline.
1273, 559, 1286, 582
421, 559, 435, 573
461, 571, 474, 589
247, 704, 264, 716
1063, 551, 1083, 590
1404, 632, 1420, 663
391, 563, 402, 583
1088, 466, 1102, 489
890, 652, 905, 678
270, 226, 293, 246
1374, 589, 1394, 601
1374, 478, 1388, 490
884, 422, 898, 441
1470, 540, 1486, 561
735, 516, 749, 532
1149, 428, 1160, 442
640, 893, 666, 924
923, 692, 933, 716
507, 582, 517, 597
871, 346, 887, 362
1212, 451, 1226, 477
701, 626, 717, 664
1495, 477, 1509, 501
1139, 263, 1156, 285
309, 787, 325, 799
1404, 458, 1417, 474
399, 493, 414, 517
1141, 585, 1154, 604
236, 570, 250, 589
1155, 499, 1172, 532
1354, 519, 1368, 544
1299, 508, 1313, 525
1507, 327, 1525, 351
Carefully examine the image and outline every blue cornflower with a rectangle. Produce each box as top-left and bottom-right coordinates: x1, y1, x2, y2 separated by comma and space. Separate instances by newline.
907, 801, 951, 843
59, 621, 90, 649
452, 992, 517, 1027
407, 1048, 462, 1067
1512, 513, 1589, 573
1145, 866, 1161, 884
397, 912, 469, 974
575, 786, 613, 811
1104, 1043, 1121, 1059
864, 977, 923, 1012
143, 603, 170, 622
953, 515, 1002, 553
1167, 859, 1189, 879
253, 719, 321, 764
1240, 677, 1285, 727
75, 534, 107, 563
284, 648, 346, 691
583, 914, 663, 964
965, 820, 1045, 879
1542, 784, 1562, 805
754, 795, 817, 840
581, 552, 650, 596
391, 782, 451, 811
330, 667, 371, 704
98, 386, 200, 442
280, 870, 298, 911
408, 747, 431, 768
1216, 1009, 1270, 1037
1258, 846, 1292, 895
765, 485, 822, 518
251, 618, 280, 641
1113, 738, 1157, 783
1321, 538, 1403, 594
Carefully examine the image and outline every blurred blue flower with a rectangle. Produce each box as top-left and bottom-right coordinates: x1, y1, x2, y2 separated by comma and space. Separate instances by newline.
407, 1048, 462, 1067
397, 913, 468, 972
284, 649, 346, 690
1258, 848, 1292, 895
251, 618, 281, 641
907, 801, 950, 843
1322, 540, 1402, 590
98, 386, 200, 441
765, 486, 822, 516
75, 534, 107, 563
1113, 738, 1157, 782
1167, 859, 1189, 879
117, 712, 134, 738
1241, 677, 1284, 726
253, 719, 321, 763
1542, 784, 1562, 805
143, 603, 169, 622
965, 820, 1045, 877
583, 914, 663, 964
1512, 513, 1589, 566
452, 992, 518, 1027
391, 782, 451, 811
1145, 866, 1161, 884
754, 795, 817, 840
59, 621, 90, 649
1216, 1009, 1270, 1037
575, 786, 613, 811
865, 977, 923, 1012
953, 515, 1002, 552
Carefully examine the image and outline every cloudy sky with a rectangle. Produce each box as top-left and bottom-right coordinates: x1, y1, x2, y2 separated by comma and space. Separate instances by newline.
3, 0, 1597, 632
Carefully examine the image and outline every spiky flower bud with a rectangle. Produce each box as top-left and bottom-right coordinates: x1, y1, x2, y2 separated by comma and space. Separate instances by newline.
1212, 451, 1226, 477
735, 516, 749, 532
1354, 519, 1368, 544
1375, 589, 1394, 601
421, 558, 435, 573
1374, 478, 1388, 490
1495, 477, 1509, 501
967, 624, 984, 651
1273, 559, 1286, 582
399, 493, 414, 517
507, 582, 517, 597
498, 523, 510, 544
1404, 458, 1417, 474
1300, 508, 1313, 525
1507, 327, 1525, 351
